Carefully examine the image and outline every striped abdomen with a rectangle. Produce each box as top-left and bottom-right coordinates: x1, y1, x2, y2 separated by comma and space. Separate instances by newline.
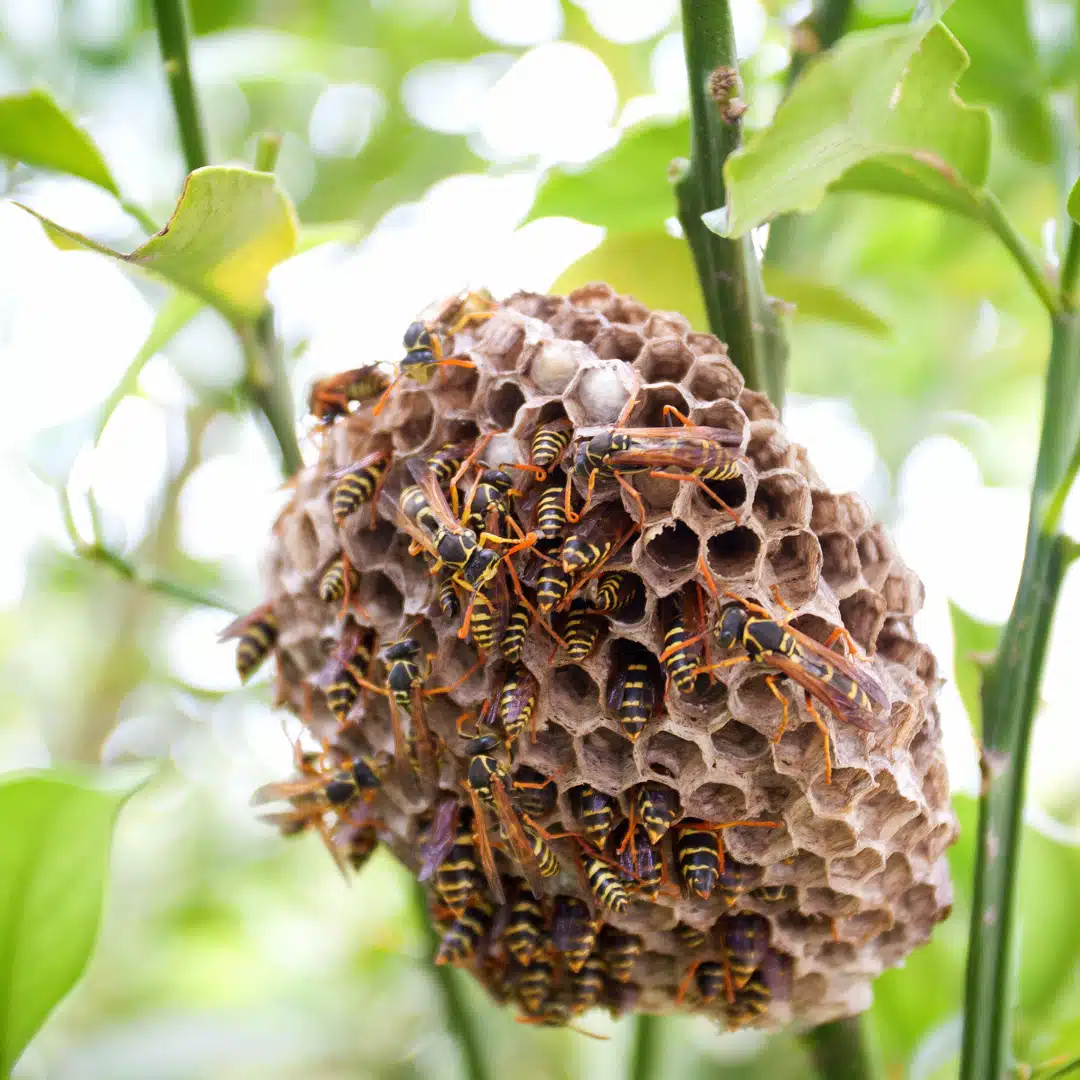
503, 891, 545, 966
331, 459, 388, 525
634, 784, 679, 845
536, 564, 572, 612
613, 662, 654, 742
570, 954, 606, 1014
535, 482, 567, 539
553, 895, 596, 973
695, 960, 726, 1003
563, 600, 603, 661
661, 594, 698, 695
593, 571, 630, 613
584, 856, 628, 914
675, 826, 720, 900
435, 896, 494, 966
531, 423, 571, 471
318, 556, 357, 603
235, 613, 277, 682
515, 954, 553, 1015
435, 826, 484, 915
723, 913, 769, 990
600, 930, 642, 984
499, 601, 531, 662
577, 785, 615, 847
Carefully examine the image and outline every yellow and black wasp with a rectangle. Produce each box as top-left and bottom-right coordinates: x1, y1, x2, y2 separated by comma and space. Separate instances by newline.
672, 819, 782, 902
220, 602, 277, 683
607, 647, 660, 742
308, 365, 391, 424
699, 594, 890, 783
503, 883, 546, 966
374, 289, 495, 416
599, 927, 642, 984
330, 450, 391, 528
314, 621, 376, 725
723, 913, 770, 993
534, 474, 572, 540
610, 820, 663, 902
570, 953, 606, 1015
562, 598, 604, 661
435, 894, 495, 966
552, 894, 597, 973
574, 785, 616, 848
509, 416, 574, 483
582, 853, 629, 914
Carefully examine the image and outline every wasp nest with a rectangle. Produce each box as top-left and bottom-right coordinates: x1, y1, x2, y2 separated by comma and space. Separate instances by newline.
237, 284, 955, 1032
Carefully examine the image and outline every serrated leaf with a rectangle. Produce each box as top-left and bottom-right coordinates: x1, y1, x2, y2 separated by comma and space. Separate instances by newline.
722, 21, 991, 236
762, 266, 890, 337
1068, 177, 1080, 225
24, 291, 203, 486
527, 118, 689, 232
0, 770, 140, 1074
948, 601, 1001, 738
0, 89, 118, 195
16, 166, 298, 323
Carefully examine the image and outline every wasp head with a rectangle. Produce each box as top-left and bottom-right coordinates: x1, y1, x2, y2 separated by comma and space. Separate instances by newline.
384, 637, 421, 662
716, 604, 749, 649
465, 734, 500, 756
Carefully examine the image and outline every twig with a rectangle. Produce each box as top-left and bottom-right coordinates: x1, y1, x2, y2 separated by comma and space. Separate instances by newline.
240, 312, 304, 478
151, 0, 209, 173
802, 1017, 882, 1080
675, 0, 786, 405
1061, 219, 1079, 311
960, 308, 1080, 1080
410, 878, 491, 1080
979, 193, 1061, 318
786, 0, 853, 88
629, 1013, 661, 1080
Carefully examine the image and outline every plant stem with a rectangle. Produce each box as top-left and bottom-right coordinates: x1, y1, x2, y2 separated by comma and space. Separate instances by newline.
803, 1018, 881, 1080
980, 194, 1061, 318
410, 879, 491, 1080
84, 544, 239, 613
1062, 220, 1079, 310
676, 0, 786, 405
786, 0, 853, 88
240, 312, 304, 478
151, 0, 209, 174
253, 131, 283, 174
628, 1013, 661, 1080
960, 309, 1080, 1080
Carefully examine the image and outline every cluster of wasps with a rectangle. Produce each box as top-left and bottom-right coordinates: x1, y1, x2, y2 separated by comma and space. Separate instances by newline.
221, 289, 892, 1030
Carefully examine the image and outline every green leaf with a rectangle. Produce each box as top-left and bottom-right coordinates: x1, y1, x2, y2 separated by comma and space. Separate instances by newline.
1068, 177, 1080, 225
0, 89, 118, 195
722, 21, 991, 236
527, 117, 689, 232
16, 166, 298, 323
948, 601, 1001, 738
761, 266, 890, 337
0, 770, 140, 1074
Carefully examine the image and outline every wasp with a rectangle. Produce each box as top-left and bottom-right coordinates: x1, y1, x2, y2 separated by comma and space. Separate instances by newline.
607, 650, 659, 742
599, 927, 642, 984
463, 733, 553, 903
314, 622, 376, 724
435, 894, 495, 966
563, 598, 604, 661
719, 857, 760, 908
437, 572, 461, 619
495, 665, 540, 752
560, 510, 627, 576
511, 765, 557, 818
672, 820, 781, 902
514, 951, 554, 1015
462, 468, 516, 533
724, 913, 770, 992
536, 562, 573, 613
659, 587, 707, 696
339, 823, 379, 873
610, 821, 663, 901
426, 441, 469, 486
431, 812, 486, 917
220, 602, 277, 683
574, 785, 616, 848
753, 884, 794, 904
510, 417, 574, 483
674, 923, 708, 951
727, 970, 771, 1028
308, 366, 391, 424
374, 289, 495, 416
503, 885, 546, 966
499, 599, 532, 662
570, 954, 606, 1015
534, 475, 571, 540
593, 570, 635, 615
571, 394, 744, 523
700, 595, 890, 783
553, 895, 597, 973
631, 784, 681, 846
318, 555, 359, 606
583, 854, 629, 914
330, 450, 391, 528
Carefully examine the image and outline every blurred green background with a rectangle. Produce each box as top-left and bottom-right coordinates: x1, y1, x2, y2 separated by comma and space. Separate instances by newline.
1, 1, 1079, 1077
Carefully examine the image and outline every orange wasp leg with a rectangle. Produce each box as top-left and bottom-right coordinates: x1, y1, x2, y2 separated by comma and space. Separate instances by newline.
805, 695, 833, 785
427, 658, 486, 697
764, 674, 790, 742
449, 429, 504, 490
660, 403, 696, 429
648, 470, 740, 522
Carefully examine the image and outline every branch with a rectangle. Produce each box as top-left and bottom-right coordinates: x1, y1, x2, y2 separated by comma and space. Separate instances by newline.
802, 1017, 882, 1080
676, 0, 786, 405
786, 0, 853, 88
240, 312, 304, 478
960, 309, 1080, 1080
1062, 219, 1079, 311
629, 1013, 662, 1080
151, 0, 209, 174
979, 193, 1060, 318
410, 879, 491, 1080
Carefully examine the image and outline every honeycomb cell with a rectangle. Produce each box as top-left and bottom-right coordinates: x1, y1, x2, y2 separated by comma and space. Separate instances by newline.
729, 673, 787, 740
810, 491, 871, 536
766, 531, 822, 599
504, 290, 568, 322
520, 338, 592, 394
746, 422, 795, 472
709, 719, 770, 763
643, 731, 704, 782
631, 383, 691, 428
819, 532, 861, 593
752, 471, 812, 532
641, 310, 692, 339
738, 389, 780, 422
550, 664, 601, 726
393, 391, 435, 453
787, 805, 859, 858
356, 570, 404, 624
486, 379, 527, 429
855, 526, 893, 589
807, 767, 875, 816
578, 725, 634, 789
642, 520, 700, 581
565, 361, 635, 426
591, 324, 646, 363
828, 847, 886, 890
550, 306, 606, 343
634, 338, 695, 384
686, 354, 743, 402
683, 781, 746, 822
706, 526, 761, 579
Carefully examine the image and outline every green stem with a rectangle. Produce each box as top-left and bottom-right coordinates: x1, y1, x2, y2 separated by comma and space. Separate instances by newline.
151, 0, 209, 173
84, 544, 239, 613
1061, 220, 1079, 311
802, 1018, 881, 1080
786, 0, 853, 87
411, 879, 491, 1080
980, 194, 1060, 318
240, 312, 304, 478
628, 1013, 662, 1080
253, 131, 283, 173
960, 310, 1080, 1080
676, 0, 786, 405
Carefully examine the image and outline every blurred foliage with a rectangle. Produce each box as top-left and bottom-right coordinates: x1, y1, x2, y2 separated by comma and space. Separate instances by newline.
0, 0, 1078, 1078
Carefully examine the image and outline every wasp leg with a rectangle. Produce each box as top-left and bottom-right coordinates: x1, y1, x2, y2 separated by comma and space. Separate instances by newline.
764, 675, 790, 742
805, 695, 833, 785
648, 471, 740, 522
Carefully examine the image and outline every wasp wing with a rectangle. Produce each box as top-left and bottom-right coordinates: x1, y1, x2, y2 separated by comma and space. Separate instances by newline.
782, 625, 891, 716
759, 650, 888, 733
419, 799, 460, 882
465, 786, 507, 906
326, 449, 390, 483
250, 776, 327, 806
218, 602, 272, 641
491, 775, 548, 899
616, 426, 743, 445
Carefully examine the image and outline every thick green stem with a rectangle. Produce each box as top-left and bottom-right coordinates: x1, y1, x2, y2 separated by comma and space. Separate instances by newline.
786, 0, 853, 88
960, 311, 1080, 1080
411, 879, 491, 1080
676, 0, 786, 405
240, 312, 304, 478
151, 0, 209, 174
980, 194, 1060, 318
802, 1018, 881, 1080
84, 545, 238, 614
253, 131, 283, 174
628, 1013, 662, 1080
1062, 220, 1079, 311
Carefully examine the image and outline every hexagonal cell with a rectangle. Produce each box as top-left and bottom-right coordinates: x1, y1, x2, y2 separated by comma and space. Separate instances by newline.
520, 338, 593, 395
709, 719, 770, 763
898, 883, 939, 922
434, 364, 481, 415
433, 637, 485, 700
842, 908, 893, 943
355, 570, 404, 624
634, 338, 695, 384
858, 778, 919, 843
643, 731, 703, 782
683, 781, 746, 822
882, 569, 925, 616
686, 354, 743, 402
786, 805, 858, 858
504, 290, 567, 322
724, 821, 790, 864
485, 379, 526, 429
706, 526, 761, 580
605, 572, 646, 624
807, 767, 875, 816
687, 473, 750, 527
630, 383, 691, 427
752, 471, 811, 532
591, 323, 645, 363
766, 531, 822, 599
804, 886, 859, 917
687, 396, 746, 436
550, 306, 606, 343
810, 490, 871, 535
819, 532, 861, 593
875, 619, 924, 670
729, 673, 787, 740
814, 940, 857, 967
642, 520, 700, 581
855, 526, 893, 589
738, 389, 779, 422
550, 664, 601, 726
746, 422, 795, 472
638, 309, 689, 338
828, 846, 886, 890
286, 511, 325, 574
578, 724, 633, 789
392, 391, 436, 454
566, 361, 635, 425
568, 282, 617, 311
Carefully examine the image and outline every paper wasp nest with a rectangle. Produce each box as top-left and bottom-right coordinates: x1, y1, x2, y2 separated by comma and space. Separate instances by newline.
253, 285, 955, 1031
